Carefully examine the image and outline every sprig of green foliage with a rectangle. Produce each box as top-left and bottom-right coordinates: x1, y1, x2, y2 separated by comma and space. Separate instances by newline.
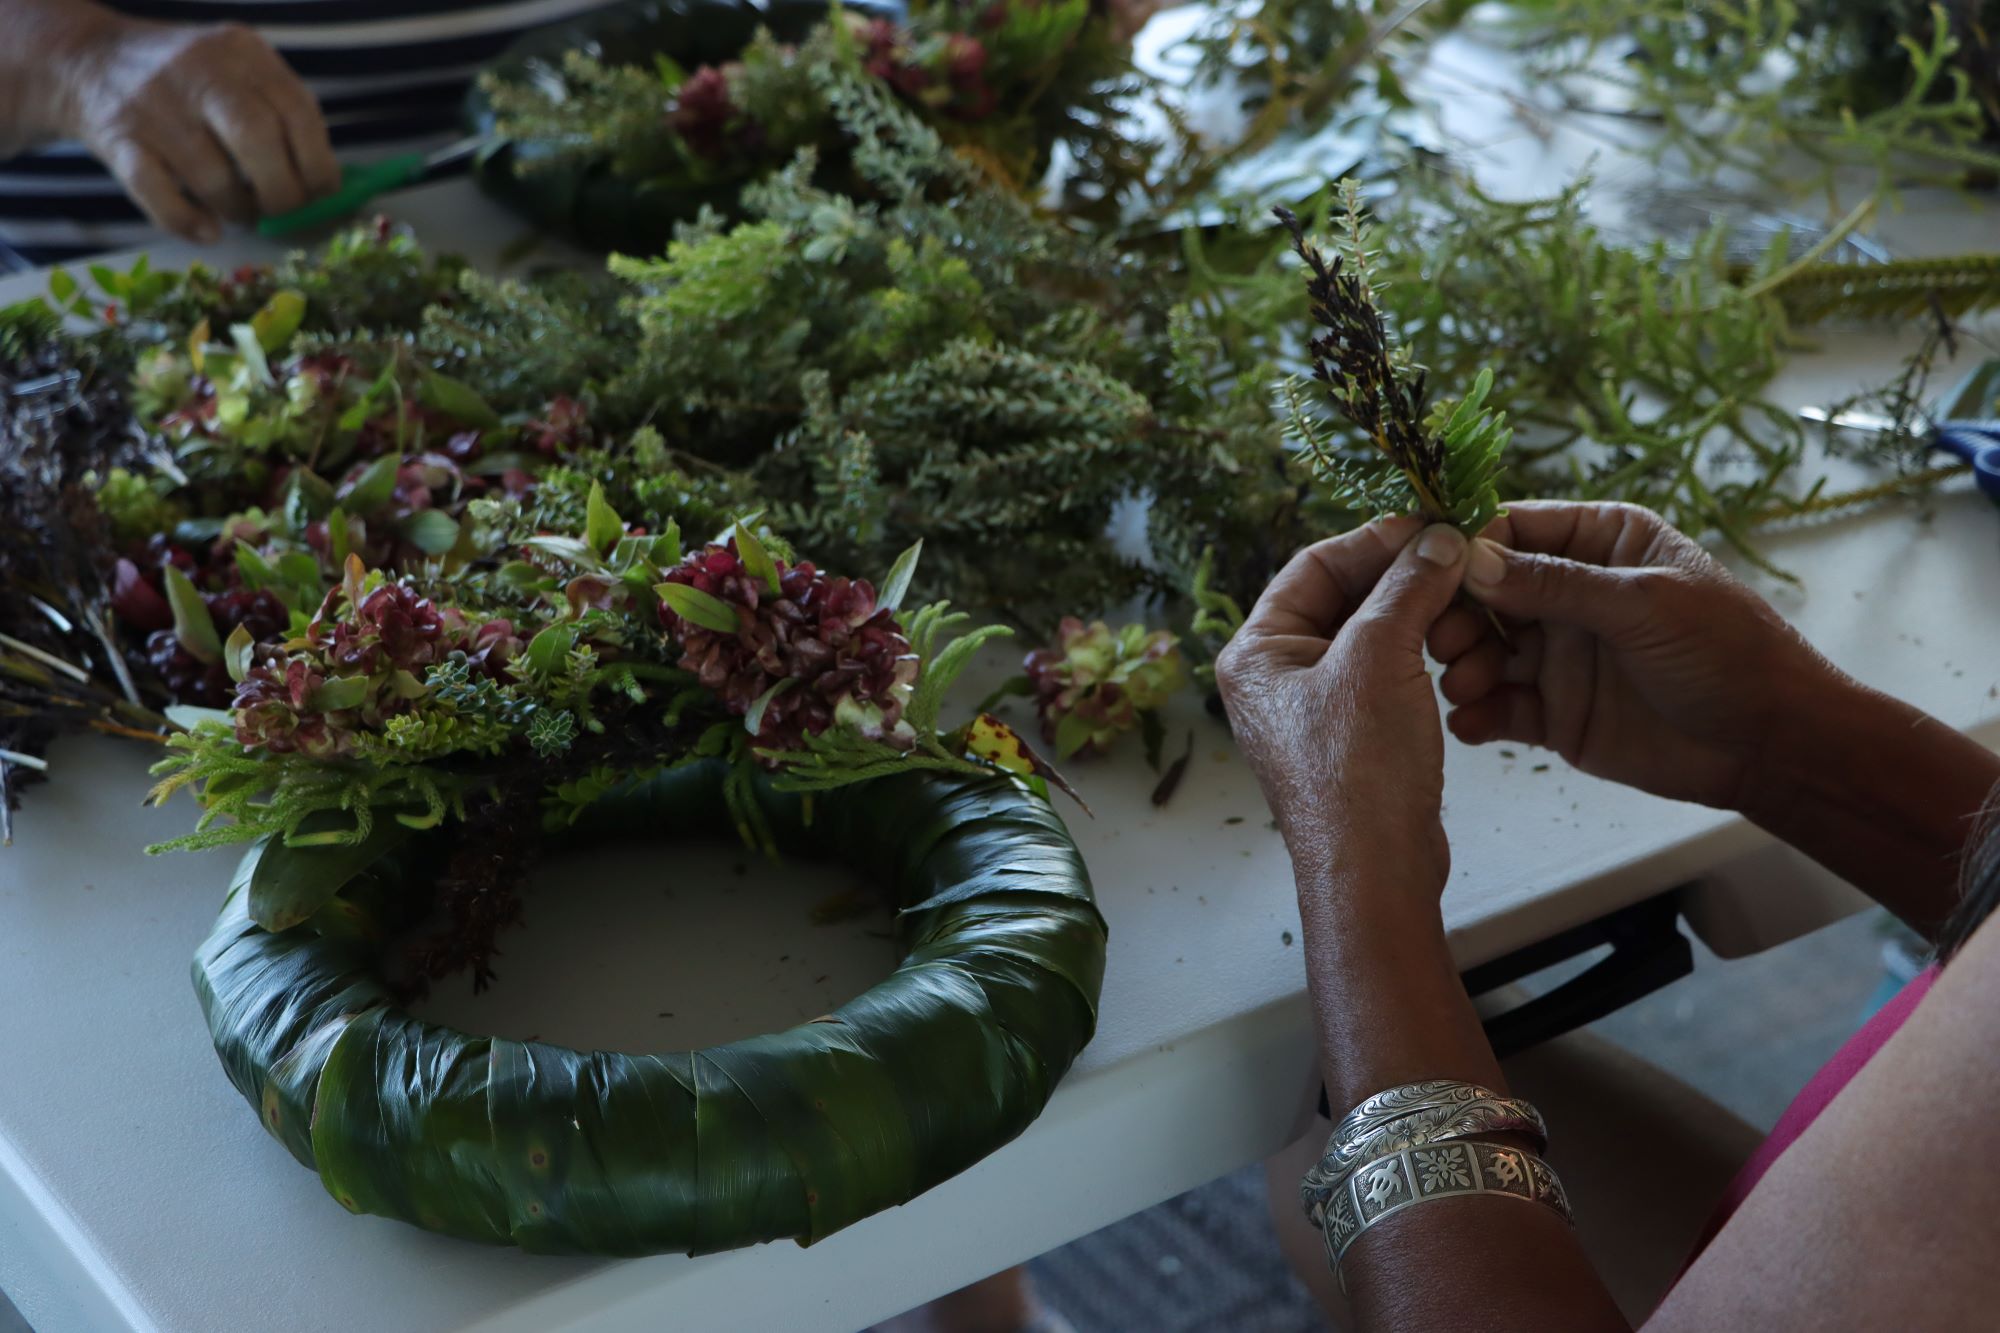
1278, 193, 1511, 534
1318, 170, 1964, 572
145, 722, 465, 852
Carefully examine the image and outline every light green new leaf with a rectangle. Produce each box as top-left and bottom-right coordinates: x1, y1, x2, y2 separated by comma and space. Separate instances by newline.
1054, 712, 1094, 761
164, 705, 233, 731
309, 675, 370, 711
230, 322, 275, 386
524, 624, 577, 677
523, 535, 604, 570
585, 482, 623, 557
656, 583, 741, 634
398, 509, 460, 556
224, 624, 256, 684
878, 540, 922, 613
327, 505, 352, 568
650, 523, 682, 570
234, 542, 279, 593
340, 454, 400, 514
337, 365, 396, 433
418, 371, 502, 430
745, 678, 795, 737
732, 520, 781, 595
909, 623, 1012, 734
162, 565, 223, 664
251, 290, 306, 353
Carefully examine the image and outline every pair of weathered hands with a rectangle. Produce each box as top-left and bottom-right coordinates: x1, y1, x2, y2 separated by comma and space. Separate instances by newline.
3, 1, 337, 240
1217, 501, 1858, 901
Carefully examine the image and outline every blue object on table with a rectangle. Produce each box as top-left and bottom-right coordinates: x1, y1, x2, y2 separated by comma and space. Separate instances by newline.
1933, 419, 2000, 502
1933, 360, 2000, 503
1802, 358, 2000, 506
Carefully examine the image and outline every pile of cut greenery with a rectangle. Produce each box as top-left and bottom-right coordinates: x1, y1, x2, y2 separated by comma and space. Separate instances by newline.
1, 245, 1056, 984
6, 28, 2000, 845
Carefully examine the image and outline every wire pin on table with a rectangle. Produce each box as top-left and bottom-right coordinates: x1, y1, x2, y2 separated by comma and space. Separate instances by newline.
1801, 358, 2000, 505
256, 137, 484, 238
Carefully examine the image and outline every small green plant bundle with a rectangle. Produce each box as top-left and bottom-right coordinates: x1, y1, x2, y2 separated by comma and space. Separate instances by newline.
1021, 618, 1188, 761
1275, 198, 1509, 537
1302, 171, 1992, 568
479, 0, 1132, 225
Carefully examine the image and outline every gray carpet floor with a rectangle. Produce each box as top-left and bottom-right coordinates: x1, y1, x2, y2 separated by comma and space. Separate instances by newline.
0, 912, 1891, 1333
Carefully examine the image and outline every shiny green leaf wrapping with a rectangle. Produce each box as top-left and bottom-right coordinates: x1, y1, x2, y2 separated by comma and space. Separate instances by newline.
194, 764, 1105, 1255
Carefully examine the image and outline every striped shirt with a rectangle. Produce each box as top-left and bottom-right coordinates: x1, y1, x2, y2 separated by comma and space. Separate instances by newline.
0, 0, 610, 265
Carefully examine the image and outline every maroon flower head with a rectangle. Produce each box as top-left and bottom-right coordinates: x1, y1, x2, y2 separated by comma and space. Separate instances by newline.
316, 580, 461, 675
670, 64, 740, 160
463, 618, 524, 678
658, 541, 918, 753
232, 650, 350, 757
523, 395, 589, 458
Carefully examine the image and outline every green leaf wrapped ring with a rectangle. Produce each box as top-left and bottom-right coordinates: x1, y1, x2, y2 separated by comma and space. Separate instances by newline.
193, 764, 1106, 1255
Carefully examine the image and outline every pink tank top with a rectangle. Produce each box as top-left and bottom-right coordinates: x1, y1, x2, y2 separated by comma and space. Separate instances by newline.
1684, 964, 1939, 1261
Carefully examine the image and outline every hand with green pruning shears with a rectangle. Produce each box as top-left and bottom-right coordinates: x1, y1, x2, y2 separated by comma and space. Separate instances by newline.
255, 137, 483, 238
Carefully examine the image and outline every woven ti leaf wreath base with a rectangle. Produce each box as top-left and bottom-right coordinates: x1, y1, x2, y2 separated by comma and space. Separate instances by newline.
193, 763, 1106, 1255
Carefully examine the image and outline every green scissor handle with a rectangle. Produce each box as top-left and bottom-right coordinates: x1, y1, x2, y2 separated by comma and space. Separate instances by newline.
256, 152, 427, 238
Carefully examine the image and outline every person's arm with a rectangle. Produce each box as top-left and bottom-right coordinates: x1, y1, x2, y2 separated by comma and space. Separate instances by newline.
1740, 684, 1998, 935
0, 0, 338, 241
1438, 500, 2000, 934
1217, 517, 1628, 1331
1652, 850, 2000, 1328
1218, 502, 2000, 1329
0, 0, 87, 154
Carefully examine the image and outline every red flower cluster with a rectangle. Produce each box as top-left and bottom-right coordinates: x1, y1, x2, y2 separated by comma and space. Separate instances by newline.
112, 537, 290, 706
321, 582, 458, 675
144, 588, 289, 707
657, 542, 918, 752
232, 653, 350, 757
523, 395, 590, 457
1023, 618, 1186, 759
232, 580, 521, 756
669, 65, 746, 161
860, 19, 997, 120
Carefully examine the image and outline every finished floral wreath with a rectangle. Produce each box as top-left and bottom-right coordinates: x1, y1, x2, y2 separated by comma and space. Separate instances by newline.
0, 245, 1105, 1254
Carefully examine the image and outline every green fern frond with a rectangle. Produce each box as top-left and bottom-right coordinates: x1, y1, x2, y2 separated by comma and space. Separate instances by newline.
144, 726, 466, 852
